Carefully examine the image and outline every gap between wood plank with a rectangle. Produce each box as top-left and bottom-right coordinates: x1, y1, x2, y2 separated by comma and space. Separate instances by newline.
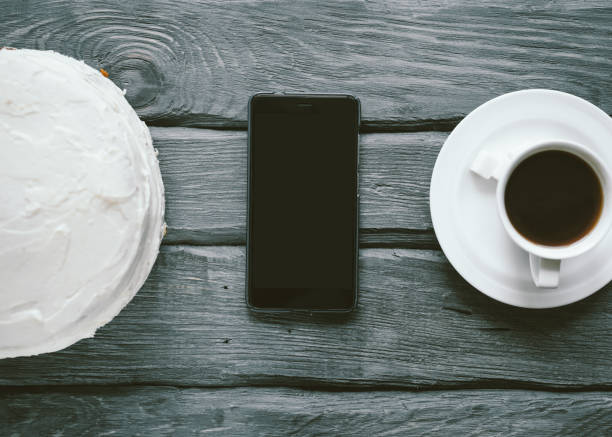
161, 229, 440, 250
145, 115, 611, 133
0, 382, 610, 394
145, 117, 465, 133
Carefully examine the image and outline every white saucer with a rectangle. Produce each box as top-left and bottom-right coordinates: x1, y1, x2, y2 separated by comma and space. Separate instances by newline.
430, 89, 612, 308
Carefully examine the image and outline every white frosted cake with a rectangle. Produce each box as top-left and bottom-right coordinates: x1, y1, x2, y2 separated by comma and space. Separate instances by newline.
0, 49, 165, 358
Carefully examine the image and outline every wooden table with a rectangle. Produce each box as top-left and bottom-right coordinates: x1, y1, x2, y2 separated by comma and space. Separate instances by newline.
2, 1, 611, 435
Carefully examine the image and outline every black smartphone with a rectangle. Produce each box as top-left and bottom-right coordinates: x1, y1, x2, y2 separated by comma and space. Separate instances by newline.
246, 93, 360, 312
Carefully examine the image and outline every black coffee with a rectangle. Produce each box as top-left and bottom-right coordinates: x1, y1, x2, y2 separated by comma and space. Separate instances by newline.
504, 150, 603, 246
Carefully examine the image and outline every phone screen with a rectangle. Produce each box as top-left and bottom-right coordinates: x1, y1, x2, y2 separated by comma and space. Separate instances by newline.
247, 94, 359, 310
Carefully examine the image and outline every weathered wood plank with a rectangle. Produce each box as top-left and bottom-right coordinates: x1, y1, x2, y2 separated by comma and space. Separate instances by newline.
1, 387, 610, 436
153, 127, 444, 246
1, 246, 610, 388
3, 1, 611, 128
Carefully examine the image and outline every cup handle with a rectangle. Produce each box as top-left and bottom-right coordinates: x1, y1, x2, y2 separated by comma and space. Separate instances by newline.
470, 149, 510, 181
529, 254, 561, 288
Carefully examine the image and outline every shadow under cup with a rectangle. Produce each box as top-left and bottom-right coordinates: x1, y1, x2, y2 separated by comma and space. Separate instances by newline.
498, 142, 612, 260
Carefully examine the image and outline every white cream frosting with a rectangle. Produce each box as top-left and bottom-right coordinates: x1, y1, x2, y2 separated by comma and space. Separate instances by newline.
0, 49, 165, 358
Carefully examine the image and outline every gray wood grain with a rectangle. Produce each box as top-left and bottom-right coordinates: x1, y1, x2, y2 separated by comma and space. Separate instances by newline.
3, 0, 611, 128
153, 127, 444, 246
1, 387, 610, 436
1, 246, 610, 388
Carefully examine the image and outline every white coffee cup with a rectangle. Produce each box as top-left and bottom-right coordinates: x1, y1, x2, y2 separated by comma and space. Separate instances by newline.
471, 140, 612, 288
